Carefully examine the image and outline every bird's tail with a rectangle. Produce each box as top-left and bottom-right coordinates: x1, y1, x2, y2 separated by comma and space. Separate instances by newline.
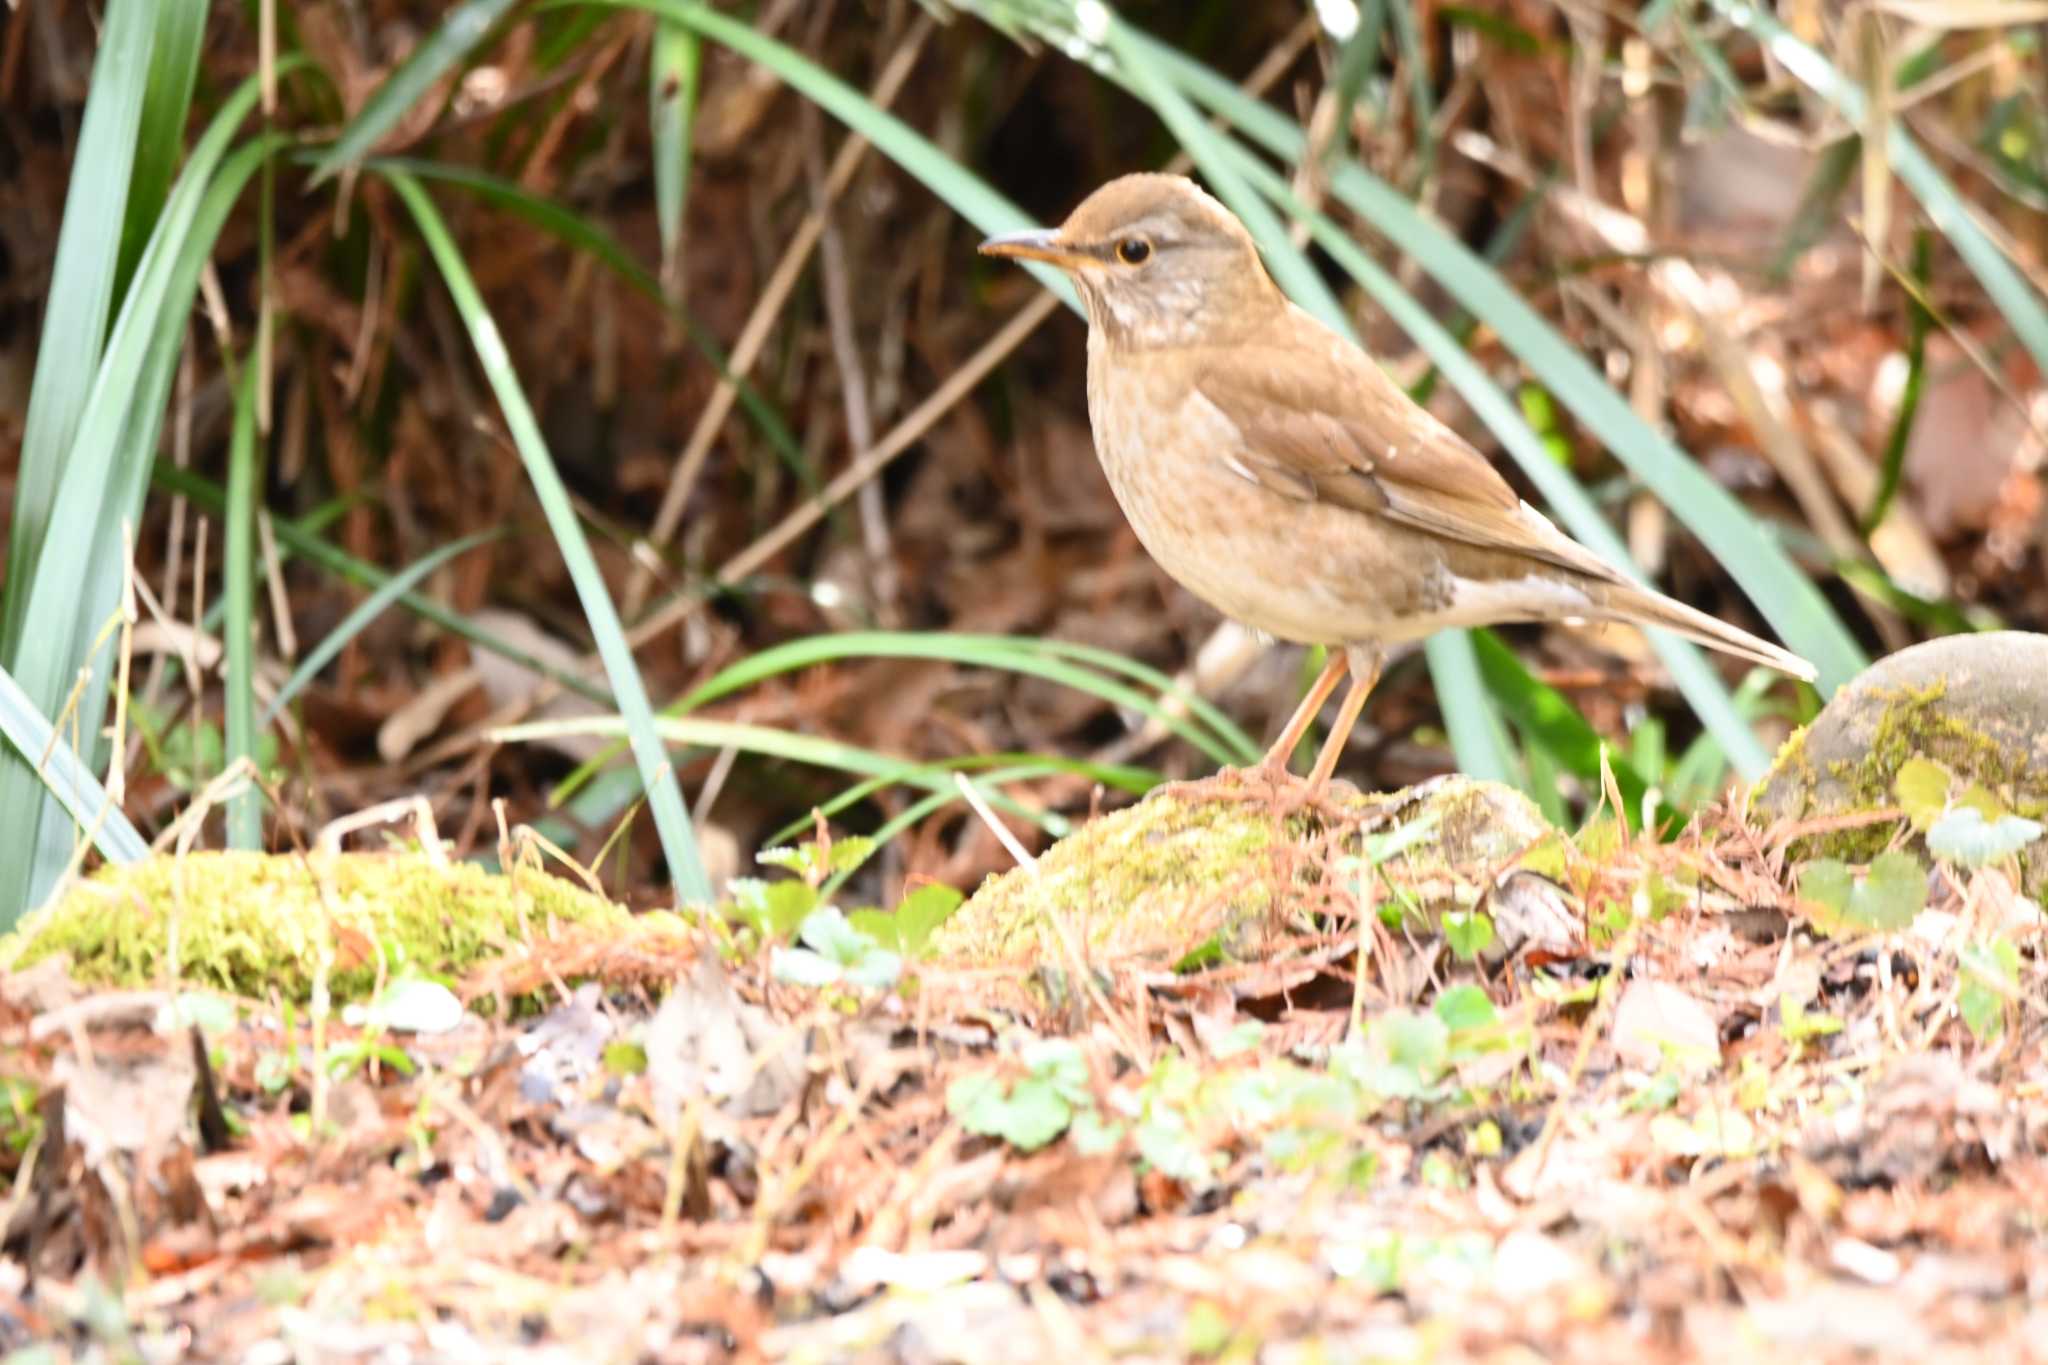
1598, 582, 1818, 682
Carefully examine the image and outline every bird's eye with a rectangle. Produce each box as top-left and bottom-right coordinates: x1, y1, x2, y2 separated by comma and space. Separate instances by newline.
1115, 237, 1152, 265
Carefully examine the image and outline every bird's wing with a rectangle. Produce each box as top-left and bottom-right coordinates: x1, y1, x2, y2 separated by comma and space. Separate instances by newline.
1191, 322, 1626, 586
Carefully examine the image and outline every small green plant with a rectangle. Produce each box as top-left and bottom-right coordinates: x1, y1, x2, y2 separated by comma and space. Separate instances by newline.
732, 835, 964, 974
1957, 938, 2022, 1041
1926, 809, 2044, 871
1797, 851, 1928, 934
946, 1037, 1094, 1152
128, 697, 278, 794
1443, 910, 1494, 962
1893, 756, 2044, 870
847, 883, 963, 957
772, 907, 903, 990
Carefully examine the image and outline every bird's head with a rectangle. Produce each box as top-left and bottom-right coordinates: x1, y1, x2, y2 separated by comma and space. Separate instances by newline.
979, 174, 1281, 348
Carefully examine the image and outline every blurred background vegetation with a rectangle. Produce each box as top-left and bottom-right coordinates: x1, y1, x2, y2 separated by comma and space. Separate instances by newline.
2, 0, 2043, 928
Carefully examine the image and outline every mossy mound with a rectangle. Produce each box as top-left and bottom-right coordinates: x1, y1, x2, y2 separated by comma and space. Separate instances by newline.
1751, 632, 2048, 888
935, 775, 1555, 968
0, 851, 631, 1002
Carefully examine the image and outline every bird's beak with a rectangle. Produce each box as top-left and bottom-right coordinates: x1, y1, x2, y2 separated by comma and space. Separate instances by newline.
978, 227, 1090, 269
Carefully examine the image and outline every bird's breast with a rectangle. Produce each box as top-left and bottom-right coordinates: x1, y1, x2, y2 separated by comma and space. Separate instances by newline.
1081, 341, 1453, 645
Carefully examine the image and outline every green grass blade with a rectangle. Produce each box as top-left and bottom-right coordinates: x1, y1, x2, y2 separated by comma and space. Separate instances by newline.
359, 155, 810, 508
771, 753, 1156, 848
116, 0, 207, 302
155, 463, 613, 705
650, 19, 702, 303
672, 632, 1257, 764
222, 360, 263, 850
1422, 632, 1522, 788
260, 531, 503, 732
5, 0, 157, 656
547, 629, 1257, 812
1471, 630, 1652, 826
1863, 231, 1932, 534
381, 167, 712, 904
307, 0, 522, 184
497, 715, 1078, 837
0, 79, 283, 920
566, 0, 1081, 314
0, 664, 148, 867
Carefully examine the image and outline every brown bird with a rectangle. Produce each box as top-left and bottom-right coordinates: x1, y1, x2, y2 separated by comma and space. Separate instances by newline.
981, 174, 1815, 794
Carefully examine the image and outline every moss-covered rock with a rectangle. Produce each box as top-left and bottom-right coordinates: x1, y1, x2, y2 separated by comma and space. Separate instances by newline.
1751, 632, 2048, 888
0, 851, 630, 1002
935, 775, 1555, 968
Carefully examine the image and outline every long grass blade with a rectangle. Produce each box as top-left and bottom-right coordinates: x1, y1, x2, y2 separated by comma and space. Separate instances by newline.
381, 168, 712, 904
569, 0, 1082, 314
117, 0, 207, 302
672, 632, 1257, 764
0, 72, 284, 921
650, 19, 702, 304
547, 629, 1256, 811
0, 665, 148, 867
307, 0, 522, 184
222, 360, 264, 850
5, 0, 157, 654
360, 155, 810, 508
155, 464, 612, 704
260, 532, 503, 731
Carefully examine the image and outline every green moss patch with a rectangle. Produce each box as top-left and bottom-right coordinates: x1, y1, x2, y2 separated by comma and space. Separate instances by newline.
1751, 634, 2048, 890
937, 776, 1555, 968
0, 852, 630, 1002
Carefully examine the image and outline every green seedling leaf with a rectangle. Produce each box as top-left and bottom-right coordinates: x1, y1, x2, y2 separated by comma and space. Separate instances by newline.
846, 883, 963, 957
947, 1071, 1074, 1152
1798, 852, 1928, 934
1851, 850, 1929, 929
947, 1040, 1094, 1153
771, 946, 845, 989
1209, 1020, 1265, 1059
773, 907, 903, 989
1069, 1108, 1126, 1155
760, 836, 878, 886
796, 907, 867, 961
1893, 756, 1952, 832
1443, 911, 1495, 963
1356, 1009, 1451, 1099
1957, 938, 2021, 1041
1135, 1107, 1215, 1185
1433, 984, 1499, 1034
1927, 807, 2044, 870
726, 877, 819, 939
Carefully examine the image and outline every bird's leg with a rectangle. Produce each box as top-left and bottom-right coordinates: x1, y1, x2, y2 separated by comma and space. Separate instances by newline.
1305, 645, 1384, 794
1252, 651, 1349, 779
1153, 650, 1348, 808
